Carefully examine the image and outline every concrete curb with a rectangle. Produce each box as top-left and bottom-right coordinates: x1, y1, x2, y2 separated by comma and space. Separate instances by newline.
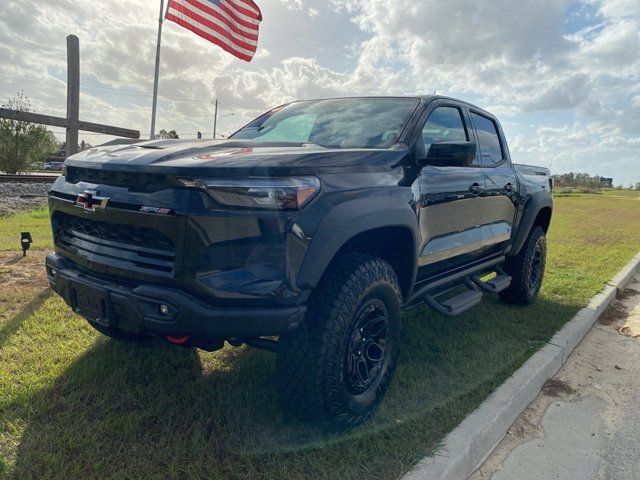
402, 252, 640, 480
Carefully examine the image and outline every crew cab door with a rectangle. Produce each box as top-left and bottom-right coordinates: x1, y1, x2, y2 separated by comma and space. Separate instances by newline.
469, 110, 518, 253
415, 102, 487, 273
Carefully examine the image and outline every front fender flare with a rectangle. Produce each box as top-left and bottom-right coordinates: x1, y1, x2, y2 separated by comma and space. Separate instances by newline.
295, 196, 419, 294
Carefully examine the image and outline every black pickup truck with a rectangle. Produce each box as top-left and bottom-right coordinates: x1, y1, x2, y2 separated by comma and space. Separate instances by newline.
46, 96, 552, 430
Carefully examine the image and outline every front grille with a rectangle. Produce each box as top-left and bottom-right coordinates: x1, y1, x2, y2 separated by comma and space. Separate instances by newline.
53, 212, 175, 277
65, 167, 175, 192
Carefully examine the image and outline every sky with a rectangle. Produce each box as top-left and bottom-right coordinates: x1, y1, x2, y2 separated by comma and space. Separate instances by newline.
0, 0, 639, 185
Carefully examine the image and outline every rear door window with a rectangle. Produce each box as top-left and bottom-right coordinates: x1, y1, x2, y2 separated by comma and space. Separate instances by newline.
471, 112, 503, 164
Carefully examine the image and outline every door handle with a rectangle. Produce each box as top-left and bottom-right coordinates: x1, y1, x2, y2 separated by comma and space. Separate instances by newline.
469, 183, 485, 195
504, 183, 514, 192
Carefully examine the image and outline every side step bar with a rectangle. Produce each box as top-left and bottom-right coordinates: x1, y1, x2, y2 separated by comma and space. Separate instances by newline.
407, 256, 505, 308
472, 269, 512, 293
424, 287, 483, 316
406, 256, 511, 316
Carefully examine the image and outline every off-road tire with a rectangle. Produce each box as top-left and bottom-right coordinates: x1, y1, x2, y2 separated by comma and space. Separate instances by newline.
87, 320, 146, 342
499, 226, 546, 305
276, 253, 403, 431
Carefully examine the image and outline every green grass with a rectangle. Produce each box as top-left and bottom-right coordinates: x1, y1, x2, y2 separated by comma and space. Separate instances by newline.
1, 190, 640, 479
0, 207, 52, 251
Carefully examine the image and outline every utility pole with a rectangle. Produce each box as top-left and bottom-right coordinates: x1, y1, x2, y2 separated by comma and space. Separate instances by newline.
150, 0, 165, 140
66, 35, 80, 156
213, 98, 219, 139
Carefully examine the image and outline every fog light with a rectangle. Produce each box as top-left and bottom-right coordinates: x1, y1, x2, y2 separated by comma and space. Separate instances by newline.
159, 304, 169, 315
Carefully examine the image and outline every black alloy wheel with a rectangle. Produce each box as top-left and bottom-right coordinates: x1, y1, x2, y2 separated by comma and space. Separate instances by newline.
499, 225, 547, 305
276, 253, 403, 431
345, 300, 389, 394
529, 243, 543, 292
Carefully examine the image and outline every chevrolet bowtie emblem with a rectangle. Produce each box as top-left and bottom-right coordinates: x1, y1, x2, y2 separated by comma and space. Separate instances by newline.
75, 190, 109, 212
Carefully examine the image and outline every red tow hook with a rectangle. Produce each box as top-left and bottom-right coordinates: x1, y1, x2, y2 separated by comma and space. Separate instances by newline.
166, 335, 189, 345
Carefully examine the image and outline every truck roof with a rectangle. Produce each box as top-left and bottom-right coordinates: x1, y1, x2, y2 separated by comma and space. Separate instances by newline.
281, 95, 493, 118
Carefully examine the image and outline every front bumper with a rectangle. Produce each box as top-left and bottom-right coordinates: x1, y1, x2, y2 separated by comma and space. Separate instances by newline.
46, 254, 306, 347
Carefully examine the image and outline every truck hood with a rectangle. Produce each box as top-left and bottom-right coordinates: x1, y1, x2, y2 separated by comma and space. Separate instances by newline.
65, 139, 410, 177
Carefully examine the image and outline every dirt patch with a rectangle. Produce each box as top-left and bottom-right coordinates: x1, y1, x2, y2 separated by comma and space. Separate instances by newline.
542, 378, 576, 397
619, 326, 639, 337
0, 250, 51, 327
617, 287, 640, 301
618, 303, 640, 338
0, 250, 50, 288
598, 301, 627, 325
581, 235, 610, 246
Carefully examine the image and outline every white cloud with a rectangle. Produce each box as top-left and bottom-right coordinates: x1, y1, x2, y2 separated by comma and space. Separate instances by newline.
599, 0, 640, 19
0, 0, 638, 183
328, 0, 640, 183
278, 0, 320, 17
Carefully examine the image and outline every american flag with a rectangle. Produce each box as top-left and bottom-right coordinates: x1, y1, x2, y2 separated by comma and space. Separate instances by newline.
165, 0, 262, 62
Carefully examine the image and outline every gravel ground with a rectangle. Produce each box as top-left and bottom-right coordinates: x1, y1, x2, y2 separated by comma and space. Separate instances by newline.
0, 182, 53, 216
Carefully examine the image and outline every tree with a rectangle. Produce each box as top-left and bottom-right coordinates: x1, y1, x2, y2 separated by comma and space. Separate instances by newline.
0, 92, 58, 174
552, 172, 606, 190
158, 129, 179, 139
635, 182, 640, 191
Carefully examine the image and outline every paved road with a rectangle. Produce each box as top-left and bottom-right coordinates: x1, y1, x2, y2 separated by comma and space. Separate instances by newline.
471, 273, 640, 480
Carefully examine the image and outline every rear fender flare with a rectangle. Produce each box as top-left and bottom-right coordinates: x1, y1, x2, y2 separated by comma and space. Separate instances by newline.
510, 191, 553, 256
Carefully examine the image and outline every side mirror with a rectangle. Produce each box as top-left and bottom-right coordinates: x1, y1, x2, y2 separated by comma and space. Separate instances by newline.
418, 141, 476, 167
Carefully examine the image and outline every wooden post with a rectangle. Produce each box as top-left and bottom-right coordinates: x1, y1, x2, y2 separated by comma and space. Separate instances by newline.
66, 35, 80, 156
0, 110, 140, 139
0, 34, 140, 146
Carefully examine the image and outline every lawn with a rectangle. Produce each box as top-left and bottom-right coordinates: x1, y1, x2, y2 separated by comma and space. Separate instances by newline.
0, 207, 51, 251
1, 190, 640, 480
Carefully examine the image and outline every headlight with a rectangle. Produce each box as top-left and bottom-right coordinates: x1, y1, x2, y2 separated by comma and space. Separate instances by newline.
186, 176, 320, 210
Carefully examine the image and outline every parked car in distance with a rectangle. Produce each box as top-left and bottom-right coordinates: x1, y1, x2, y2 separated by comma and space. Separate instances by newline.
43, 161, 64, 171
46, 96, 553, 430
43, 150, 66, 171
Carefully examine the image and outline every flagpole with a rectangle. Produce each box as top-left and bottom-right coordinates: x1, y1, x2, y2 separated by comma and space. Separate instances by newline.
150, 0, 165, 140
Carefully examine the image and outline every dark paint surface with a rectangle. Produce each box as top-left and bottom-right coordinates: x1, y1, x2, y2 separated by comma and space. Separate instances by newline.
48, 95, 551, 336
66, 141, 410, 177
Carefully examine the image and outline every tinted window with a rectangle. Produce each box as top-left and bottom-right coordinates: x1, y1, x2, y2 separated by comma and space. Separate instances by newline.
471, 112, 503, 164
421, 107, 468, 150
231, 97, 420, 149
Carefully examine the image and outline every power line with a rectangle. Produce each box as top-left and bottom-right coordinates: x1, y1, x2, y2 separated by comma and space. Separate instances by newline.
48, 127, 232, 139
217, 98, 262, 111
0, 72, 262, 110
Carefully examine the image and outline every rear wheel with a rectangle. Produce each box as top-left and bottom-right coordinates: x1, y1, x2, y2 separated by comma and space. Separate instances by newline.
499, 226, 546, 305
276, 253, 403, 431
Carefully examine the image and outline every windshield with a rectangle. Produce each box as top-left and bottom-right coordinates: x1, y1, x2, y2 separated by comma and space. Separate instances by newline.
230, 97, 421, 149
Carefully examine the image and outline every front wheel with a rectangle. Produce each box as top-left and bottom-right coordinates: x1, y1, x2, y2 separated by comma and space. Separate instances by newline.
499, 226, 547, 305
276, 253, 403, 431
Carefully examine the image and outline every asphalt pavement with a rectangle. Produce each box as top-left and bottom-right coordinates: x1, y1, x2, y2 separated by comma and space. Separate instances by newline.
471, 272, 640, 480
